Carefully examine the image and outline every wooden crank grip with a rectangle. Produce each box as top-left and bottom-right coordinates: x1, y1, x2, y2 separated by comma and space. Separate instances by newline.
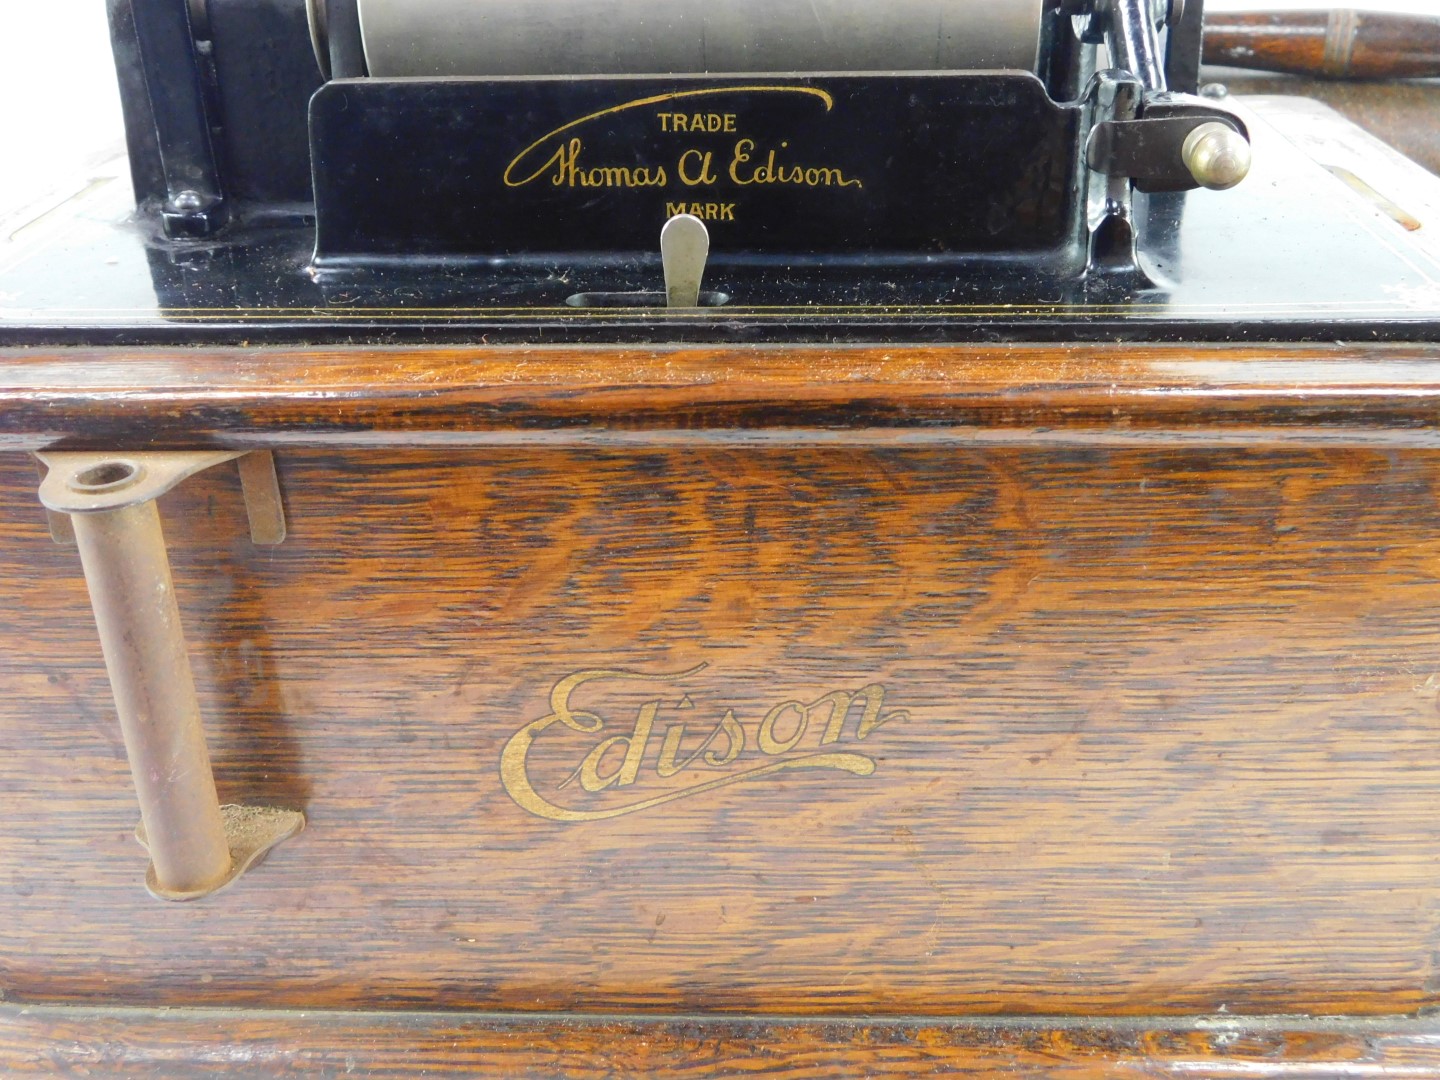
1203, 10, 1440, 80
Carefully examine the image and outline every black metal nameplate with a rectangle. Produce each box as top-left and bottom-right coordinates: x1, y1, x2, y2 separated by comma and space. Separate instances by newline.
310, 74, 1081, 263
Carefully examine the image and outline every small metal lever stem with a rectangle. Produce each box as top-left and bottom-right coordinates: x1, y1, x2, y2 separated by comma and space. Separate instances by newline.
36, 451, 302, 901
661, 214, 710, 309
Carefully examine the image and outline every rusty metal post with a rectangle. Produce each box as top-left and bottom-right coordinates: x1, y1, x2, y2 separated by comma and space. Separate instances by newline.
71, 495, 234, 896
37, 451, 303, 901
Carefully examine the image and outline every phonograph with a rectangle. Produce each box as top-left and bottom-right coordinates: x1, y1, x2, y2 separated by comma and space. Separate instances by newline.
4, 2, 1440, 1076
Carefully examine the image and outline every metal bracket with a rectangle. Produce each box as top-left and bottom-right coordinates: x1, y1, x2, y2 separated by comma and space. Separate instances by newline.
130, 0, 230, 237
1088, 97, 1251, 192
1084, 71, 1150, 284
35, 450, 302, 901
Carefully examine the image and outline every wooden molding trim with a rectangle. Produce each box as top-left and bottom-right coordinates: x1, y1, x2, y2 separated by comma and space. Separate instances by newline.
4, 1005, 1440, 1078
4, 342, 1440, 449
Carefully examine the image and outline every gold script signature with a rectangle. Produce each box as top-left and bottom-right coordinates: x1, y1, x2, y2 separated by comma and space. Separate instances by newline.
502, 86, 862, 194
500, 665, 908, 822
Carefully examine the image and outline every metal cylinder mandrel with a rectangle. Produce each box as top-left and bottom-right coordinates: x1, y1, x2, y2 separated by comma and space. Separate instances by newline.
351, 0, 1046, 77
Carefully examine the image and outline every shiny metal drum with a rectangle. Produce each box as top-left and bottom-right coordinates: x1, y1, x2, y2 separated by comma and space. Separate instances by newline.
350, 0, 1046, 77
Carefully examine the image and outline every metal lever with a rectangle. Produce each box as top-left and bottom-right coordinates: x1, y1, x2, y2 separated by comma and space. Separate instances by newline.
1105, 0, 1168, 93
661, 214, 710, 309
36, 451, 303, 901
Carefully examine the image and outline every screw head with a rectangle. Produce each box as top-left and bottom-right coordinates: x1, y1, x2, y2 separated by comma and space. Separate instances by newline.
171, 189, 205, 212
1183, 122, 1252, 191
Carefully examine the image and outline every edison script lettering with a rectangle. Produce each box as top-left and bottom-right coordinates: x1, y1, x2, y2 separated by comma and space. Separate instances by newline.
500, 665, 909, 822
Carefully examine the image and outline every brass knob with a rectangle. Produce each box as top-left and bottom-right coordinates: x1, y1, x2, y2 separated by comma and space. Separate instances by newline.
1183, 122, 1252, 191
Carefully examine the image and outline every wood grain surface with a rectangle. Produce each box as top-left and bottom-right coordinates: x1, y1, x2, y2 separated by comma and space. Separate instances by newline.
5, 1006, 1440, 1079
1205, 11, 1440, 81
3, 342, 1440, 450
5, 442, 1440, 1016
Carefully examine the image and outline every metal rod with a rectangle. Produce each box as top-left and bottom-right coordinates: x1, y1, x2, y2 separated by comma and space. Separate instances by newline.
1108, 0, 1168, 93
37, 450, 303, 901
70, 498, 233, 897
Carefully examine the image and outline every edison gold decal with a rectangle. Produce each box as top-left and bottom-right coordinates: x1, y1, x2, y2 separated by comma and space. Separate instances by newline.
502, 86, 865, 221
501, 665, 908, 823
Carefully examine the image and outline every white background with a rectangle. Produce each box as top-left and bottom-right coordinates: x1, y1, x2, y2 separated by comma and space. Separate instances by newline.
0, 0, 1436, 216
